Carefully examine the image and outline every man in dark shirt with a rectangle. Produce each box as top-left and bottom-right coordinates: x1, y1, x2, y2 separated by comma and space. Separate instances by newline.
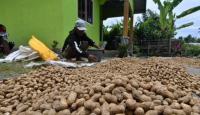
62, 20, 104, 61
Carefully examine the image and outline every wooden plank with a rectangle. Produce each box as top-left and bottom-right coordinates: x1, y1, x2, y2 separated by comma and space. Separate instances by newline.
123, 0, 129, 36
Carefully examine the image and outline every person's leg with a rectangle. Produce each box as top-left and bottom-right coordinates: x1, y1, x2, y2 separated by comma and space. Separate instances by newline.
81, 41, 89, 51
63, 45, 75, 60
76, 41, 89, 61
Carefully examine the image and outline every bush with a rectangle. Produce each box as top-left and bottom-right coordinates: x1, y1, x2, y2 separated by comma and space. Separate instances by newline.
118, 44, 129, 58
103, 22, 122, 50
149, 52, 154, 56
133, 45, 140, 54
185, 45, 200, 56
51, 40, 59, 49
137, 52, 144, 57
181, 44, 189, 52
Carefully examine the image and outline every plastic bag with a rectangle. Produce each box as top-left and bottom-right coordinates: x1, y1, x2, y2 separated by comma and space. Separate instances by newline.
29, 35, 57, 60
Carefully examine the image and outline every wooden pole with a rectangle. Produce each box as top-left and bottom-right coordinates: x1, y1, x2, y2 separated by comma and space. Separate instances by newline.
129, 0, 134, 55
129, 15, 134, 54
123, 0, 129, 36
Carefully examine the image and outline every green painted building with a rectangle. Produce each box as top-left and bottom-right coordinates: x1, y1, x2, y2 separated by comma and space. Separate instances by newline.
0, 0, 146, 48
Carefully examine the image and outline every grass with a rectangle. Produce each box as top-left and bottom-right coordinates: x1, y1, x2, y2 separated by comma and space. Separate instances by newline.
0, 61, 43, 78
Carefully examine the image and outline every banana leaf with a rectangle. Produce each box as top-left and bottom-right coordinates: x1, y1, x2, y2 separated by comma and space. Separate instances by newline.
159, 5, 167, 30
164, 1, 171, 14
147, 9, 160, 27
153, 0, 158, 4
176, 22, 194, 30
153, 0, 163, 10
153, 0, 166, 30
157, 0, 163, 10
170, 0, 183, 11
141, 18, 152, 27
168, 10, 173, 30
177, 5, 200, 19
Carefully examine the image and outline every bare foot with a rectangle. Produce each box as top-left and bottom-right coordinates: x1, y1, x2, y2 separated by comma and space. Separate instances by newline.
65, 58, 73, 62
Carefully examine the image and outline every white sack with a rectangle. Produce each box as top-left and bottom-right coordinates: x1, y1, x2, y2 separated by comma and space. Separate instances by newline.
0, 50, 19, 63
14, 46, 40, 62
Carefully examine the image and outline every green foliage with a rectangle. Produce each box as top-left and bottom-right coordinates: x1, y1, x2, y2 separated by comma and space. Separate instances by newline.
102, 25, 111, 49
169, 0, 183, 11
137, 52, 144, 57
158, 2, 167, 32
149, 52, 154, 56
103, 20, 124, 50
185, 45, 200, 56
168, 10, 173, 30
181, 43, 189, 51
133, 23, 146, 42
180, 34, 200, 43
109, 25, 122, 39
103, 25, 109, 36
181, 40, 185, 45
153, 0, 200, 40
184, 34, 196, 43
129, 52, 133, 56
141, 18, 152, 27
0, 61, 41, 77
51, 40, 58, 48
134, 9, 163, 44
133, 45, 140, 54
153, 0, 158, 4
118, 43, 129, 58
178, 36, 183, 40
196, 38, 200, 43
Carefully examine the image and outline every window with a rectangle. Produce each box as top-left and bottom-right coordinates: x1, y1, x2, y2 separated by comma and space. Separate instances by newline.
78, 0, 93, 24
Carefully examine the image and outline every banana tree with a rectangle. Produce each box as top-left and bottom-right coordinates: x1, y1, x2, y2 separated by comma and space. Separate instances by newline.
168, 5, 200, 55
175, 5, 200, 31
152, 0, 168, 36
152, 0, 200, 56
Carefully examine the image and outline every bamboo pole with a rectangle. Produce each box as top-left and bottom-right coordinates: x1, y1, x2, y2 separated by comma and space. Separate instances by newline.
123, 0, 129, 36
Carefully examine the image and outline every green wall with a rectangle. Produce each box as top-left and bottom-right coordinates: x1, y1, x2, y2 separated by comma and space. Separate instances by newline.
0, 0, 100, 48
0, 0, 64, 48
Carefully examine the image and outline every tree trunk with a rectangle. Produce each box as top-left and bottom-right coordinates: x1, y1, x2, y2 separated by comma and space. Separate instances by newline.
148, 40, 150, 56
157, 34, 161, 56
169, 36, 172, 56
